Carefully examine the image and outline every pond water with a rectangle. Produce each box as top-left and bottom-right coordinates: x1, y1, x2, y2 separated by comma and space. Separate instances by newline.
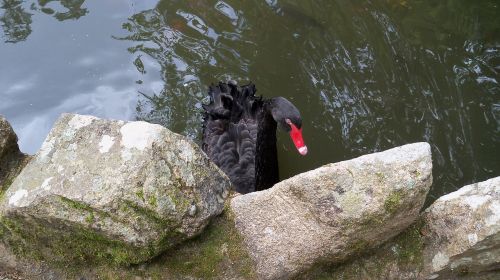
1, 0, 499, 202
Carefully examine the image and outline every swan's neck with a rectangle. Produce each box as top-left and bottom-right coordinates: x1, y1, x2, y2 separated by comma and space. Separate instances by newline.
255, 103, 279, 191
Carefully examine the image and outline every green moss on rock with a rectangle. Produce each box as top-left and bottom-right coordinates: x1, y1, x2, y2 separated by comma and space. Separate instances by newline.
85, 212, 95, 224
392, 220, 424, 266
384, 191, 403, 214
135, 189, 145, 202
154, 207, 255, 279
0, 153, 31, 201
0, 214, 150, 268
0, 175, 14, 201
361, 213, 384, 228
120, 199, 171, 228
0, 195, 194, 270
296, 219, 426, 280
59, 196, 111, 223
3, 206, 256, 279
60, 196, 93, 211
148, 194, 157, 207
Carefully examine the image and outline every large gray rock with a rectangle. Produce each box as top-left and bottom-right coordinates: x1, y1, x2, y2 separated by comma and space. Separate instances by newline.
320, 176, 500, 280
0, 113, 231, 265
231, 142, 432, 280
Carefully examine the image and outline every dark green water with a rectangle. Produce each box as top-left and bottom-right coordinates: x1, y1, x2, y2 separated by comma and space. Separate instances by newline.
1, 0, 499, 201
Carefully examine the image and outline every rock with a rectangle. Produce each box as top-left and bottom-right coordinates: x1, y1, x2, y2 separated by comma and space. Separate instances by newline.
0, 116, 30, 201
0, 242, 62, 280
0, 208, 255, 280
318, 176, 500, 280
0, 115, 19, 160
231, 142, 432, 280
421, 176, 500, 279
0, 113, 231, 265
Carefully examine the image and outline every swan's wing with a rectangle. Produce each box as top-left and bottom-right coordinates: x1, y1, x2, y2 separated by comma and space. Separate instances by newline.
226, 120, 257, 193
201, 82, 261, 194
201, 120, 257, 193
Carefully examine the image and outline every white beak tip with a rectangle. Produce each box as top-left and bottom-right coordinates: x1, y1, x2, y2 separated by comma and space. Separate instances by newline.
298, 146, 308, 155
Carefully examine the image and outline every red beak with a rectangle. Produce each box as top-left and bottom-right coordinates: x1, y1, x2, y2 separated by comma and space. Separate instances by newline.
289, 122, 308, 155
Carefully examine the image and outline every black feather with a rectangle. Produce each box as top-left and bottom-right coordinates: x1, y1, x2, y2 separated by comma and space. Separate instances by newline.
201, 82, 302, 193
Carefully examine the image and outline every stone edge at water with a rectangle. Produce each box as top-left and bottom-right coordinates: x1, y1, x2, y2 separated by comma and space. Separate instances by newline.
231, 142, 432, 280
309, 176, 500, 280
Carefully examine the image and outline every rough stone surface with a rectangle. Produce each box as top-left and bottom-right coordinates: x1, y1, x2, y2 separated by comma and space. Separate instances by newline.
0, 207, 255, 280
421, 176, 500, 279
0, 113, 231, 265
0, 115, 19, 160
0, 242, 59, 280
231, 142, 432, 280
0, 116, 30, 202
324, 176, 500, 280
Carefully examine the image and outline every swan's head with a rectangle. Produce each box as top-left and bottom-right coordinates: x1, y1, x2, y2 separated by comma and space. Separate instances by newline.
270, 97, 308, 156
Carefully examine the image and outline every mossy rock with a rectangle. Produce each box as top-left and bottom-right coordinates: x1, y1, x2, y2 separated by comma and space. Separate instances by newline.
297, 220, 425, 280
0, 206, 256, 280
0, 213, 177, 267
0, 114, 231, 266
0, 152, 31, 202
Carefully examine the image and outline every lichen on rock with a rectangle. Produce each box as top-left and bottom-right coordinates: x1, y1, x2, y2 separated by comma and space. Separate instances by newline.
0, 113, 231, 266
318, 176, 500, 280
231, 142, 433, 280
421, 176, 500, 279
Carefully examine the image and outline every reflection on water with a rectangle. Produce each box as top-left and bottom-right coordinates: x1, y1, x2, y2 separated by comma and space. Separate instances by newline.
35, 0, 88, 21
0, 0, 32, 43
0, 0, 89, 43
0, 0, 499, 201
115, 0, 255, 138
0, 0, 154, 153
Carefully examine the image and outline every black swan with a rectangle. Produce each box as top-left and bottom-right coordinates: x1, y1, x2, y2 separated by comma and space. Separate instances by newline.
202, 81, 307, 194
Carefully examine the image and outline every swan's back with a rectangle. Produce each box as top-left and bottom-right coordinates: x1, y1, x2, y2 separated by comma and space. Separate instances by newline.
202, 82, 263, 193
